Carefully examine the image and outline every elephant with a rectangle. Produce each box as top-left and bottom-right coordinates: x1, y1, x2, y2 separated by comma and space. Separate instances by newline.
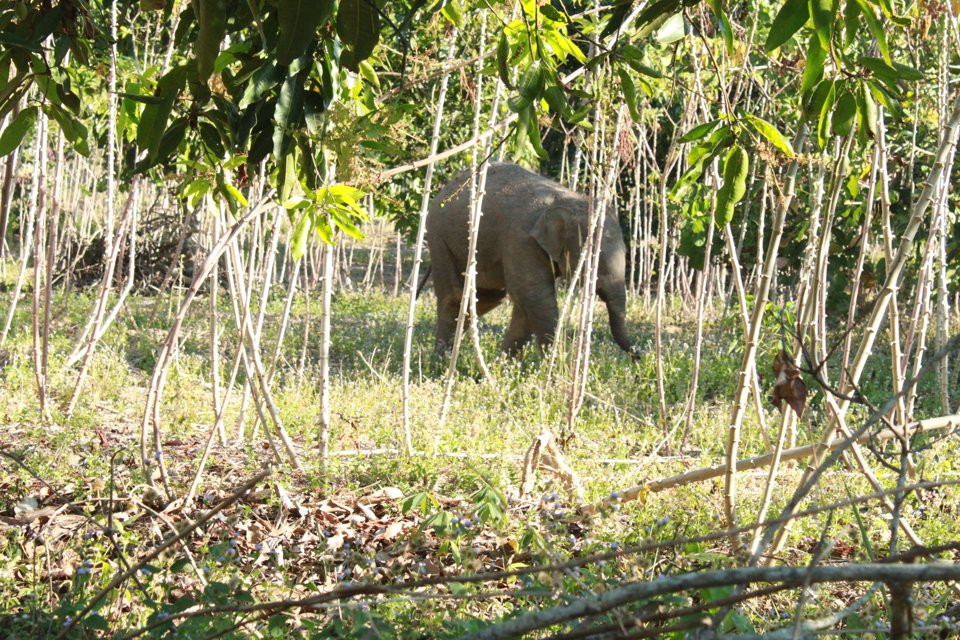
425, 162, 637, 358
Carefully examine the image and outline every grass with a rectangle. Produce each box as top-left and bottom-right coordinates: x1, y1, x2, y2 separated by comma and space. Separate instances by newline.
0, 269, 958, 638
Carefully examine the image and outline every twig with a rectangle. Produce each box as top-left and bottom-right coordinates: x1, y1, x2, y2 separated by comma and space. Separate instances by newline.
55, 468, 271, 639
463, 564, 960, 640
579, 413, 959, 515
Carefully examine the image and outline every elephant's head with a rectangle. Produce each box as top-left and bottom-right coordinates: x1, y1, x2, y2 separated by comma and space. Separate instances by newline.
531, 206, 637, 357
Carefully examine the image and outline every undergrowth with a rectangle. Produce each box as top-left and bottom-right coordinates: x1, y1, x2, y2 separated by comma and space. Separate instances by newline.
0, 280, 957, 638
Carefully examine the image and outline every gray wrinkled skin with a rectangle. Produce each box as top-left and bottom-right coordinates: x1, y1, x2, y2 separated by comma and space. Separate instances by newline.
425, 163, 635, 357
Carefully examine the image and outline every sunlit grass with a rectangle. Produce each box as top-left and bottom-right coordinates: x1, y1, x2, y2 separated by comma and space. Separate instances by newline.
0, 280, 958, 637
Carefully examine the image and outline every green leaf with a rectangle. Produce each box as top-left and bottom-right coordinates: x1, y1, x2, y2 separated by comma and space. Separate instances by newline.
522, 106, 548, 159
745, 114, 794, 157
679, 118, 721, 143
507, 92, 532, 113
853, 0, 889, 64
137, 65, 187, 161
715, 145, 748, 226
809, 0, 835, 49
618, 69, 642, 123
199, 120, 225, 158
816, 79, 837, 149
859, 56, 924, 81
656, 13, 686, 44
0, 105, 36, 156
866, 79, 900, 117
800, 33, 825, 94
312, 213, 333, 244
871, 0, 910, 26
543, 85, 567, 115
706, 0, 734, 54
358, 60, 380, 90
518, 62, 545, 102
440, 0, 463, 27
82, 614, 110, 631
0, 33, 41, 54
831, 89, 857, 136
273, 63, 307, 161
679, 216, 709, 270
765, 0, 810, 51
337, 0, 381, 71
331, 205, 365, 240
194, 0, 227, 83
541, 4, 566, 22
804, 78, 833, 123
278, 149, 297, 202
45, 104, 89, 156
541, 29, 586, 64
223, 181, 248, 208
58, 84, 81, 114
634, 0, 682, 34
624, 55, 664, 79
858, 81, 877, 138
688, 124, 733, 166
291, 211, 311, 261
671, 125, 733, 202
239, 60, 283, 110
423, 510, 452, 534
497, 33, 514, 89
276, 0, 333, 65
152, 117, 188, 166
117, 91, 164, 105
842, 0, 860, 48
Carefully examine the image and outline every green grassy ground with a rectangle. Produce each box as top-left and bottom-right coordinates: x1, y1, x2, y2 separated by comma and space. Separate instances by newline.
0, 277, 957, 638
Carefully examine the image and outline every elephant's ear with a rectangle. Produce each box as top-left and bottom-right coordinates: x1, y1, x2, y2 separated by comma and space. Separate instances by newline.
531, 207, 571, 264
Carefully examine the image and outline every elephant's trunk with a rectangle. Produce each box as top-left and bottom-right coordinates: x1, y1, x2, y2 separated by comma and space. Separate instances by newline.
600, 285, 637, 357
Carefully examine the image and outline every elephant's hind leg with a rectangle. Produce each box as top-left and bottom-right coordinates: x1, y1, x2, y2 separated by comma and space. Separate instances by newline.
429, 241, 464, 350
475, 288, 507, 316
438, 288, 505, 349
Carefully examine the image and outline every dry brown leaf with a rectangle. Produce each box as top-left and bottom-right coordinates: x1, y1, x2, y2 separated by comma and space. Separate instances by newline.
772, 351, 807, 418
325, 533, 345, 552
362, 487, 403, 504
377, 520, 405, 541
356, 502, 378, 521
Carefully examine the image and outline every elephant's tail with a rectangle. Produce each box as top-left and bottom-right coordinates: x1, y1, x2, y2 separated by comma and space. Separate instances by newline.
415, 265, 432, 299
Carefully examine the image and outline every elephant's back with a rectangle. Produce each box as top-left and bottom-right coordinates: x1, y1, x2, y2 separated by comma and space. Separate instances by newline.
426, 163, 583, 274
428, 163, 580, 224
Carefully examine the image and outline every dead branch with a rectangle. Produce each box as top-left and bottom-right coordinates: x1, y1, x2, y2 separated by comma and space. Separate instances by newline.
579, 414, 959, 515
460, 563, 960, 640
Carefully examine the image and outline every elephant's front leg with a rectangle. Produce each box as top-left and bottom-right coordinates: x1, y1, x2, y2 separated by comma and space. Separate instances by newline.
502, 287, 559, 356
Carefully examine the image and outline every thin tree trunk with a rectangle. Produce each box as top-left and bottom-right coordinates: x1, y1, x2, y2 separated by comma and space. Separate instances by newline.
763, 99, 960, 558
392, 231, 402, 297
0, 113, 42, 347
65, 184, 138, 416
0, 101, 20, 259
723, 128, 807, 535
401, 28, 458, 457
210, 205, 225, 446
654, 122, 684, 435
139, 195, 274, 495
682, 160, 719, 449
437, 15, 496, 437
31, 115, 49, 419
840, 145, 879, 389
298, 264, 311, 377
318, 235, 335, 471
566, 104, 626, 438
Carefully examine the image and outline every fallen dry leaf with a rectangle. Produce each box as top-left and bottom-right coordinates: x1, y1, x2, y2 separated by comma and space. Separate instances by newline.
772, 351, 807, 418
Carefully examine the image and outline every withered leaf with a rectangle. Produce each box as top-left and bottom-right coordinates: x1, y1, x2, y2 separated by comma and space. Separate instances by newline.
772, 351, 807, 418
